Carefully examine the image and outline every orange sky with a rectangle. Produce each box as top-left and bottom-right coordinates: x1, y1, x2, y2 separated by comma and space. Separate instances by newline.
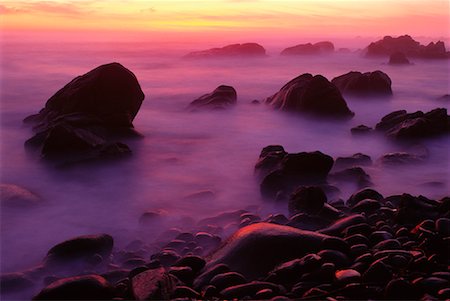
1, 0, 449, 44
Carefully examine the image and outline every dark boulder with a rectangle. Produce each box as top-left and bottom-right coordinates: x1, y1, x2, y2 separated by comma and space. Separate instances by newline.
131, 267, 175, 300
204, 223, 341, 279
265, 73, 354, 118
281, 41, 334, 55
33, 275, 114, 300
365, 35, 449, 59
347, 188, 384, 207
44, 234, 113, 267
328, 167, 372, 188
254, 145, 287, 178
376, 108, 449, 140
188, 85, 237, 111
389, 52, 410, 65
334, 153, 372, 170
259, 150, 334, 199
23, 63, 144, 164
288, 186, 327, 215
184, 43, 266, 58
331, 71, 392, 96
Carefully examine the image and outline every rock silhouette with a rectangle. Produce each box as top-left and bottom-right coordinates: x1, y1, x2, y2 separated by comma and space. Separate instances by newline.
331, 71, 392, 97
188, 85, 237, 110
281, 41, 334, 55
184, 43, 266, 58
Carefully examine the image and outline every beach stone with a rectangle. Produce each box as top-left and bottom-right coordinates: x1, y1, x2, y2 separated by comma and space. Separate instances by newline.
373, 239, 402, 250
205, 223, 337, 279
334, 153, 372, 170
288, 186, 327, 215
184, 43, 266, 58
380, 152, 424, 165
319, 214, 366, 236
33, 275, 113, 300
351, 124, 373, 134
193, 264, 230, 290
210, 272, 247, 291
219, 281, 283, 299
413, 277, 449, 295
335, 269, 361, 285
131, 267, 175, 300
329, 167, 372, 188
201, 285, 218, 299
351, 199, 381, 214
255, 288, 276, 299
255, 145, 287, 178
345, 234, 370, 246
0, 183, 43, 208
265, 73, 354, 118
169, 266, 194, 284
370, 231, 393, 244
389, 52, 410, 65
331, 70, 392, 96
173, 255, 205, 275
435, 218, 450, 236
281, 41, 334, 55
317, 250, 350, 269
171, 286, 200, 299
362, 260, 392, 284
44, 234, 113, 267
347, 188, 384, 207
188, 85, 237, 110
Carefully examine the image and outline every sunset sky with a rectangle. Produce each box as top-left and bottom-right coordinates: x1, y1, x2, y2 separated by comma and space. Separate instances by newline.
1, 0, 449, 44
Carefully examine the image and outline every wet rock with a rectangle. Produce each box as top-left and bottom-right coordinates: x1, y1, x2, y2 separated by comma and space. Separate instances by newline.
260, 150, 334, 199
173, 255, 206, 275
255, 288, 276, 299
188, 85, 237, 111
413, 277, 449, 295
334, 153, 372, 170
335, 269, 361, 285
254, 145, 287, 178
351, 199, 381, 214
362, 260, 392, 284
365, 35, 449, 59
171, 286, 200, 299
131, 267, 175, 300
389, 52, 411, 65
0, 183, 43, 208
44, 234, 113, 267
210, 272, 247, 291
33, 274, 113, 300
198, 209, 247, 227
351, 124, 373, 134
201, 285, 218, 299
331, 70, 392, 96
379, 152, 425, 165
395, 193, 440, 225
319, 214, 366, 236
375, 108, 449, 140
435, 218, 450, 236
184, 43, 266, 58
317, 250, 350, 269
205, 223, 336, 279
150, 250, 181, 267
265, 73, 354, 118
373, 239, 402, 250
281, 41, 334, 55
347, 188, 384, 207
288, 213, 330, 231
193, 263, 230, 290
0, 272, 34, 295
288, 186, 327, 215
220, 281, 284, 299
169, 266, 194, 284
24, 63, 144, 164
328, 167, 372, 188
345, 234, 370, 246
370, 231, 393, 244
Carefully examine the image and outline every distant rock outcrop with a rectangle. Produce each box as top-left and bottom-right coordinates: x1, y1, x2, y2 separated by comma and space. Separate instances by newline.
366, 35, 449, 59
188, 85, 237, 111
265, 73, 354, 118
331, 71, 392, 97
388, 52, 411, 65
281, 41, 334, 55
375, 108, 449, 140
23, 63, 144, 165
184, 43, 266, 58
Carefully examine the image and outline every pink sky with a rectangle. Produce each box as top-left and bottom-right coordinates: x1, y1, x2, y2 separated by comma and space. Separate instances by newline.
1, 0, 449, 46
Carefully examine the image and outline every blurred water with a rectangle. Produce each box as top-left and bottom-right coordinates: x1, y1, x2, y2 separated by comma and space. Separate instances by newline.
0, 41, 449, 273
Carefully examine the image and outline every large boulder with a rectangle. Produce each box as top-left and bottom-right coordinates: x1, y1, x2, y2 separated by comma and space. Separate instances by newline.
375, 108, 449, 139
184, 43, 266, 58
23, 63, 144, 164
281, 41, 334, 55
188, 85, 237, 110
256, 147, 334, 199
265, 73, 354, 118
365, 35, 449, 59
331, 71, 392, 96
202, 223, 341, 279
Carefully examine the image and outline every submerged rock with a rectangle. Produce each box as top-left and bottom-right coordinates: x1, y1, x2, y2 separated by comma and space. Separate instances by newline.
375, 108, 449, 140
331, 71, 392, 96
334, 153, 372, 170
184, 43, 266, 58
23, 63, 144, 164
281, 41, 334, 55
0, 183, 42, 208
288, 186, 327, 215
203, 222, 341, 279
188, 85, 237, 110
265, 73, 354, 118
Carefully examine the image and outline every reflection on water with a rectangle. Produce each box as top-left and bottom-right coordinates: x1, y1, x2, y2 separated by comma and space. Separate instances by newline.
1, 41, 449, 272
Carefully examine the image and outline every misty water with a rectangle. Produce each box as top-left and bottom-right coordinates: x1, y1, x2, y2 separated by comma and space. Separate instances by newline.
1, 40, 449, 275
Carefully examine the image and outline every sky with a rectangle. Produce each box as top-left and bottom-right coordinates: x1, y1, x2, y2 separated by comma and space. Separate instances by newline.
0, 0, 449, 45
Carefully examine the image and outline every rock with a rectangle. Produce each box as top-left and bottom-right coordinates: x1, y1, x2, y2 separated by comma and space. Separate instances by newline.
288, 186, 327, 215
183, 190, 216, 201
188, 85, 237, 111
44, 234, 113, 267
351, 124, 373, 134
328, 167, 372, 188
0, 272, 34, 295
23, 63, 144, 164
379, 152, 424, 165
171, 286, 201, 299
259, 150, 334, 199
435, 218, 450, 236
365, 35, 449, 59
131, 267, 175, 300
351, 199, 381, 214
384, 278, 418, 300
331, 71, 392, 96
281, 41, 334, 55
0, 183, 42, 208
362, 260, 392, 284
334, 153, 372, 170
220, 281, 283, 299
335, 269, 361, 285
184, 43, 266, 58
319, 214, 366, 236
173, 255, 206, 275
389, 52, 411, 65
254, 145, 287, 178
265, 73, 354, 118
204, 223, 340, 279
193, 264, 230, 290
375, 108, 450, 140
139, 210, 165, 227
395, 193, 440, 225
347, 188, 384, 207
317, 249, 350, 269
210, 272, 247, 291
33, 275, 113, 300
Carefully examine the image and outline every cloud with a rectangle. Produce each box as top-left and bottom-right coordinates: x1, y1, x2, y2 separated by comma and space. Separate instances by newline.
0, 4, 28, 14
